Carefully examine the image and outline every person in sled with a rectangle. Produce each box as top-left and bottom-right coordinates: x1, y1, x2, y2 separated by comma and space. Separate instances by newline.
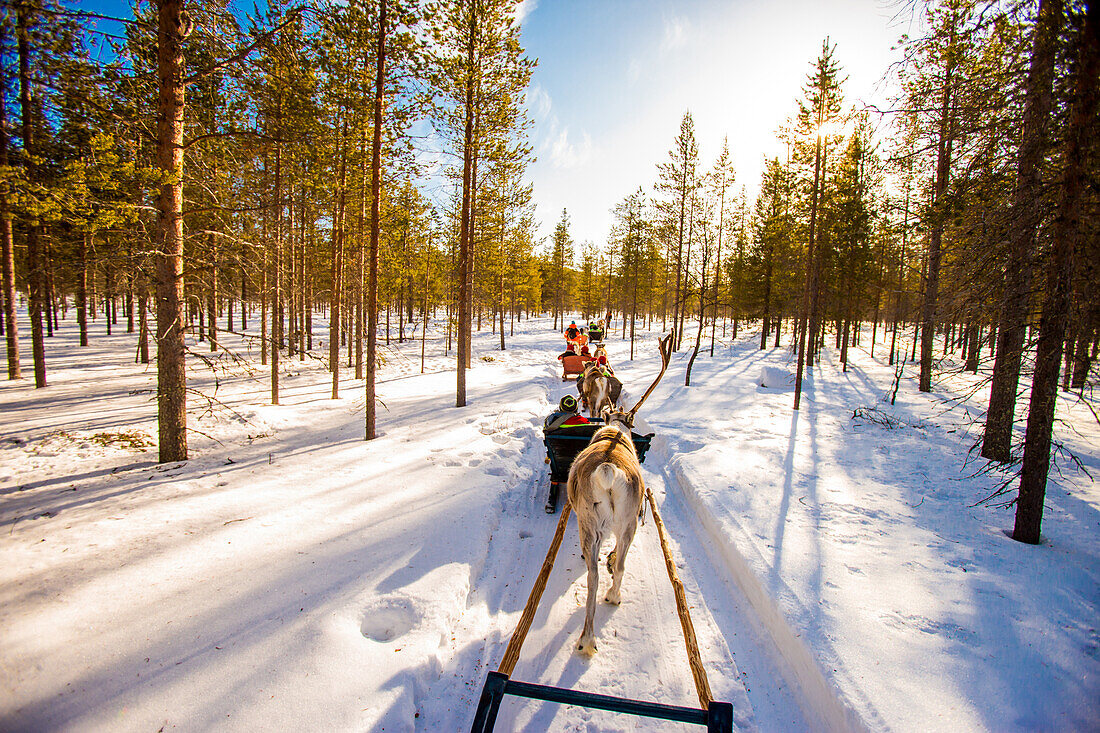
574, 328, 589, 349
543, 394, 590, 431
587, 320, 604, 343
557, 342, 578, 360
564, 320, 580, 342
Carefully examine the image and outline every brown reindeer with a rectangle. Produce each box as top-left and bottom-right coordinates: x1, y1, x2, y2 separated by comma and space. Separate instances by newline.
577, 361, 613, 416
566, 334, 672, 655
577, 354, 622, 416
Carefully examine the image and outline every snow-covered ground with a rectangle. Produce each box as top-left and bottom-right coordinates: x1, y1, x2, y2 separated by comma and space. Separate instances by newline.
1, 308, 1097, 732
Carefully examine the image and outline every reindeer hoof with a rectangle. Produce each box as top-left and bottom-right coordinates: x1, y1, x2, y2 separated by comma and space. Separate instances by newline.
604, 589, 621, 605
576, 637, 597, 656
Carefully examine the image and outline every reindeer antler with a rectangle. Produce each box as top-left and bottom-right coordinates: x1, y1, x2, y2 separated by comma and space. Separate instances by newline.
628, 333, 674, 418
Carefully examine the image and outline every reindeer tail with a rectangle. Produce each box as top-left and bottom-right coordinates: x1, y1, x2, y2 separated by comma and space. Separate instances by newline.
591, 463, 622, 520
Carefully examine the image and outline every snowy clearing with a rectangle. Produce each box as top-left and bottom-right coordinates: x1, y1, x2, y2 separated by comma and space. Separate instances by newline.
1, 311, 1097, 732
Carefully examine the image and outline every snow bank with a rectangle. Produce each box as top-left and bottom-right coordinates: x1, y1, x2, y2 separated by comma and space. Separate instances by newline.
668, 454, 871, 733
758, 366, 794, 391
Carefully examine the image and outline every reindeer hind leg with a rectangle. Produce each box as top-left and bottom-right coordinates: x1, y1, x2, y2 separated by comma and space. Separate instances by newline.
577, 525, 603, 655
606, 479, 642, 605
604, 520, 636, 605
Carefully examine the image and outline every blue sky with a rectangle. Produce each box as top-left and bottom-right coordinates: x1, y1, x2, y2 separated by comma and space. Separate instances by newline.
517, 0, 911, 248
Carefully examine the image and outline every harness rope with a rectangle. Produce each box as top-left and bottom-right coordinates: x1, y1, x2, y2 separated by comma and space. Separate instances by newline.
498, 503, 572, 677
494, 489, 716, 711
645, 486, 714, 708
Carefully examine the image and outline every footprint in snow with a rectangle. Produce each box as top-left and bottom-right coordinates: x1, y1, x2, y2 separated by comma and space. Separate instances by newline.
485, 466, 508, 477
360, 599, 418, 642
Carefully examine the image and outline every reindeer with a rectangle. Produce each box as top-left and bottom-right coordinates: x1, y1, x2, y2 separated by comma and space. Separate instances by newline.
577, 361, 613, 417
566, 334, 672, 655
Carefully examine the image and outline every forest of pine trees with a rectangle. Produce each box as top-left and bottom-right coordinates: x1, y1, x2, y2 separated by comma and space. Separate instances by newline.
0, 0, 1096, 544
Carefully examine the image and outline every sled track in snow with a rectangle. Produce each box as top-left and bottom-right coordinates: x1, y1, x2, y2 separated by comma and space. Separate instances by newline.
654, 436, 873, 733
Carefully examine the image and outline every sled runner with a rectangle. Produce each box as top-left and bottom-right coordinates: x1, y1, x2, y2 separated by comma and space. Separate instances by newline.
542, 419, 653, 514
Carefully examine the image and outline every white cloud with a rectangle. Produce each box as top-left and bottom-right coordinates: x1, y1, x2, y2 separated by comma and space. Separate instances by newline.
528, 84, 592, 169
550, 128, 593, 169
660, 15, 688, 54
515, 0, 538, 26
527, 83, 552, 121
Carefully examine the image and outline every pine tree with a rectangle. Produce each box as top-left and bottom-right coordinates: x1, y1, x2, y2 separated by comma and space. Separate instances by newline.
656, 111, 699, 350
16, 1, 47, 387
433, 0, 533, 407
0, 15, 19, 379
610, 187, 648, 359
152, 0, 189, 461
792, 38, 845, 410
708, 140, 735, 356
549, 208, 573, 326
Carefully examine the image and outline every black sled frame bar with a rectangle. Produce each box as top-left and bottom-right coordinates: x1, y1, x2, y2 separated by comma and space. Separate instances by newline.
471, 670, 733, 732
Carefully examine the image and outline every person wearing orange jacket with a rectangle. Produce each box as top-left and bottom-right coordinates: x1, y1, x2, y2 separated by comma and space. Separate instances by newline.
564, 321, 579, 341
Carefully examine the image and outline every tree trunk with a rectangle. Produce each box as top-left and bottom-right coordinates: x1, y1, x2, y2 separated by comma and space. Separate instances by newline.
43, 239, 55, 336
919, 16, 957, 393
208, 241, 217, 352
1014, 4, 1097, 544
685, 248, 708, 387
466, 135, 478, 370
760, 235, 774, 350
77, 233, 89, 346
137, 274, 150, 364
794, 132, 824, 410
456, 0, 475, 407
0, 21, 17, 379
272, 140, 283, 405
126, 263, 134, 333
154, 0, 188, 461
17, 6, 45, 387
1070, 316, 1095, 390
260, 161, 268, 366
299, 195, 307, 358
983, 0, 1062, 461
356, 138, 365, 380
421, 230, 430, 374
330, 119, 348, 400
0, 211, 16, 378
